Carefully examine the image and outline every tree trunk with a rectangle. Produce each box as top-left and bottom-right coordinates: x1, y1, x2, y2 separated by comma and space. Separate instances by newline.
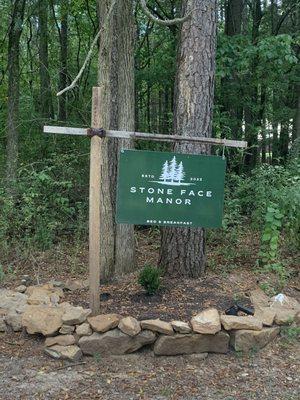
272, 122, 279, 164
114, 0, 136, 275
279, 122, 289, 162
6, 0, 26, 194
244, 0, 262, 169
293, 84, 300, 141
163, 87, 169, 134
96, 0, 116, 280
225, 0, 244, 36
260, 86, 266, 163
223, 0, 244, 170
159, 0, 217, 277
97, 0, 136, 280
38, 0, 53, 119
58, 0, 68, 121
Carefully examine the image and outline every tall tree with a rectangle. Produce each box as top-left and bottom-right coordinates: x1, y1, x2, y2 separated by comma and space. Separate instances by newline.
6, 0, 26, 193
159, 0, 217, 277
114, 0, 136, 275
294, 84, 300, 141
223, 0, 244, 140
38, 0, 53, 119
58, 0, 69, 121
244, 0, 262, 169
96, 0, 136, 280
225, 0, 244, 36
96, 0, 116, 280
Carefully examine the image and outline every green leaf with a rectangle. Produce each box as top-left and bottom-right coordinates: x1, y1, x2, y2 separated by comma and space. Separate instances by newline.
262, 233, 271, 241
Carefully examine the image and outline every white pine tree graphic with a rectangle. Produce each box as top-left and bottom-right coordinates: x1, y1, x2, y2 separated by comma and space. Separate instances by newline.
159, 161, 170, 182
175, 161, 185, 183
155, 156, 193, 186
169, 156, 177, 183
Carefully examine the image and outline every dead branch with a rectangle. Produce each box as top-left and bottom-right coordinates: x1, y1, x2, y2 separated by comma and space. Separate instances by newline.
139, 0, 192, 26
57, 0, 118, 97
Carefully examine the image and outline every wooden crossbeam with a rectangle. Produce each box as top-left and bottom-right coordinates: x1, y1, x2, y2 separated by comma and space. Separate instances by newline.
44, 125, 247, 148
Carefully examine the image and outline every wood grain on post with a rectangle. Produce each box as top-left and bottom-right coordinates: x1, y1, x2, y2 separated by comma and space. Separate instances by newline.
89, 87, 102, 315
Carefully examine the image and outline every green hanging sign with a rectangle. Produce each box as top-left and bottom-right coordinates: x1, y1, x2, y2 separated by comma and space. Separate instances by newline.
116, 150, 226, 228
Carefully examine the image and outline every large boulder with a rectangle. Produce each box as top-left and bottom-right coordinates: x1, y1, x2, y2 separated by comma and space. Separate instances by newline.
0, 289, 28, 315
191, 308, 221, 335
59, 325, 75, 335
154, 331, 229, 356
221, 315, 263, 331
22, 305, 64, 336
0, 317, 7, 332
249, 288, 270, 308
270, 294, 300, 325
295, 312, 300, 326
274, 308, 299, 325
140, 319, 173, 335
254, 306, 276, 327
15, 285, 27, 293
271, 294, 300, 309
118, 316, 141, 336
76, 322, 93, 337
44, 345, 82, 361
5, 311, 23, 332
230, 327, 280, 352
64, 279, 89, 291
26, 284, 64, 305
45, 334, 76, 347
88, 314, 122, 333
79, 329, 156, 355
61, 306, 91, 325
171, 321, 191, 334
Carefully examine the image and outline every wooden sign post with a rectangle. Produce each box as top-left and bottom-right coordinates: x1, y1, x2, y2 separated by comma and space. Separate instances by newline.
89, 87, 102, 314
44, 86, 247, 316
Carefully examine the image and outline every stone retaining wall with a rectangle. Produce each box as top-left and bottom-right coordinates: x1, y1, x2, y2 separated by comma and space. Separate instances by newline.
0, 284, 299, 362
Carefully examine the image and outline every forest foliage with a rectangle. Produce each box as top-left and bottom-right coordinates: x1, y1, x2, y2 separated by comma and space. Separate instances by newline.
0, 0, 299, 282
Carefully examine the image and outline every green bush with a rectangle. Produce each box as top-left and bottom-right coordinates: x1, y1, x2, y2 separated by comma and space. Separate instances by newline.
138, 265, 161, 295
0, 153, 88, 253
223, 151, 300, 250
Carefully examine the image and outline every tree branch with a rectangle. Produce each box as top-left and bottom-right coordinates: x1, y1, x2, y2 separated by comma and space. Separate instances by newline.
139, 0, 191, 26
57, 0, 118, 97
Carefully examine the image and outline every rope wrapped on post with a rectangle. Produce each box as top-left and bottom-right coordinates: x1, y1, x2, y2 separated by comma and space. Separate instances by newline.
87, 128, 106, 138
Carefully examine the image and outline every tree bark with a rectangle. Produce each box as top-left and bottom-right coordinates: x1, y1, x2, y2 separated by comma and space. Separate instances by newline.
222, 0, 244, 171
244, 0, 262, 169
159, 0, 217, 277
223, 0, 244, 140
38, 0, 53, 119
114, 0, 136, 275
279, 121, 290, 162
272, 122, 280, 164
58, 0, 69, 121
293, 84, 300, 141
97, 0, 136, 280
96, 0, 116, 280
6, 0, 26, 194
225, 0, 244, 36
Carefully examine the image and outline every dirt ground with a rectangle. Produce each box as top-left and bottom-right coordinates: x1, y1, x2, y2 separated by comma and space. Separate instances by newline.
0, 334, 299, 400
0, 228, 299, 399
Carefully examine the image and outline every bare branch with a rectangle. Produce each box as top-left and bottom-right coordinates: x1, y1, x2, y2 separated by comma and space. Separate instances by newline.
57, 0, 118, 97
139, 0, 191, 26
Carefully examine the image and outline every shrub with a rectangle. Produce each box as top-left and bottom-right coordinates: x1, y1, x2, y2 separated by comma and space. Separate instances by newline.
138, 265, 161, 295
0, 154, 88, 253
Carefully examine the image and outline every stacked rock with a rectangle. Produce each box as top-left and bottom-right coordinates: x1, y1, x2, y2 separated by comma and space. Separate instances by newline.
0, 284, 299, 361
